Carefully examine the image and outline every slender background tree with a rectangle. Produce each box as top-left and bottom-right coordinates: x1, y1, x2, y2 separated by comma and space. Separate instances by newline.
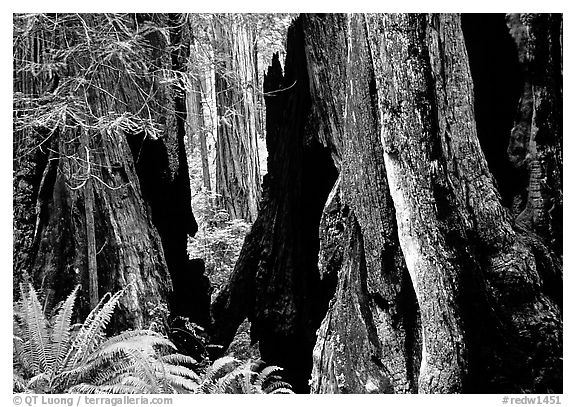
212, 14, 262, 223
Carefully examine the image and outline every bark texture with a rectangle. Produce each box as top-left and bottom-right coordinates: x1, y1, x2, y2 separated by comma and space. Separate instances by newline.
306, 14, 418, 394
13, 14, 209, 330
187, 37, 213, 192
213, 15, 262, 222
211, 19, 338, 392
212, 13, 562, 394
506, 14, 563, 257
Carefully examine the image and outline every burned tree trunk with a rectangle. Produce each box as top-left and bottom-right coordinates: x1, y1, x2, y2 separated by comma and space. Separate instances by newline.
213, 14, 262, 222
211, 19, 338, 392
127, 14, 211, 327
306, 14, 418, 394
505, 14, 563, 257
13, 14, 209, 330
212, 13, 562, 394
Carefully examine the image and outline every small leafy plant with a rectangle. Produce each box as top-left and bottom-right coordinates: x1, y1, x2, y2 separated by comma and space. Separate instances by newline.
188, 189, 251, 299
195, 356, 294, 394
13, 283, 200, 394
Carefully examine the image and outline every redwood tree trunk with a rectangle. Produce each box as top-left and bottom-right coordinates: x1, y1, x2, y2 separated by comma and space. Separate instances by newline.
187, 37, 213, 192
211, 19, 338, 392
213, 14, 262, 222
506, 14, 563, 257
13, 13, 209, 330
211, 13, 562, 394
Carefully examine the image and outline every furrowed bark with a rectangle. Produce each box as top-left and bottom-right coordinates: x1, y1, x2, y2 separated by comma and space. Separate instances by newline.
188, 37, 213, 192
305, 14, 419, 394
425, 14, 562, 392
212, 13, 562, 394
13, 14, 208, 330
213, 14, 262, 222
80, 132, 99, 310
506, 14, 563, 257
364, 13, 561, 392
259, 13, 561, 394
364, 14, 472, 393
311, 179, 394, 394
211, 20, 338, 392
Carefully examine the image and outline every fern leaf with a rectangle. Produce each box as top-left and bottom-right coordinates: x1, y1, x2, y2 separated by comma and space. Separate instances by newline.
195, 381, 218, 394
26, 372, 50, 392
20, 283, 50, 375
92, 329, 157, 346
66, 383, 99, 394
13, 334, 33, 376
160, 353, 198, 366
65, 289, 124, 369
13, 370, 29, 393
60, 292, 110, 370
200, 356, 239, 386
268, 387, 295, 394
154, 363, 201, 383
118, 347, 161, 393
49, 285, 78, 373
90, 358, 135, 386
94, 330, 175, 359
264, 380, 294, 394
82, 289, 126, 355
56, 347, 133, 390
158, 372, 198, 393
67, 382, 147, 394
255, 365, 283, 387
221, 368, 258, 394
111, 374, 154, 393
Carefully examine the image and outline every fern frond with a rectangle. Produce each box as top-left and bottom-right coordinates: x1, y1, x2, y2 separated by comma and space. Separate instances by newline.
199, 355, 239, 388
13, 371, 29, 393
60, 292, 109, 370
194, 357, 295, 394
155, 363, 201, 383
59, 346, 140, 389
118, 347, 161, 393
94, 330, 175, 359
90, 357, 136, 386
160, 353, 198, 366
263, 380, 294, 394
221, 367, 258, 394
13, 334, 33, 376
49, 285, 79, 373
64, 289, 124, 369
153, 351, 201, 394
20, 283, 50, 375
255, 365, 283, 387
268, 387, 295, 394
90, 329, 156, 346
158, 372, 198, 393
26, 372, 50, 392
195, 381, 217, 394
108, 374, 154, 393
67, 382, 147, 394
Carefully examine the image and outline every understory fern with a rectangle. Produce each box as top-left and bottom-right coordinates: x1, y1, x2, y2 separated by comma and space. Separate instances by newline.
195, 356, 294, 394
13, 283, 200, 394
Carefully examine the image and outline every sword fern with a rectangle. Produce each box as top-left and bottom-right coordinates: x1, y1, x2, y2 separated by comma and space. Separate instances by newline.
13, 283, 200, 394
